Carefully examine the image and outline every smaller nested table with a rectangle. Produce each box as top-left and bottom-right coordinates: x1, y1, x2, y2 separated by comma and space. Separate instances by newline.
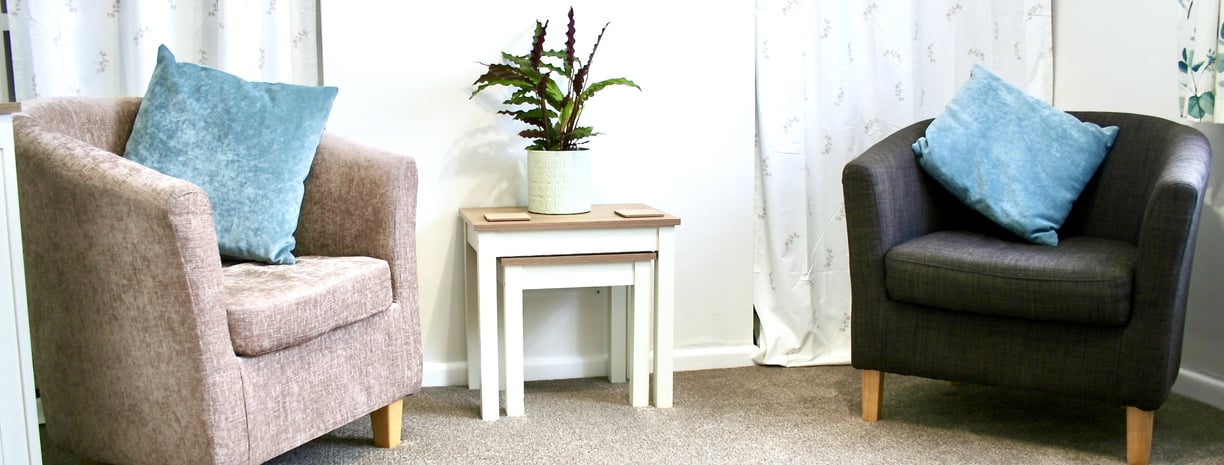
460, 204, 681, 421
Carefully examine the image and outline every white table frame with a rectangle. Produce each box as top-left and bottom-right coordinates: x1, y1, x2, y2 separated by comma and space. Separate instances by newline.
461, 204, 679, 421
501, 252, 655, 416
0, 104, 39, 465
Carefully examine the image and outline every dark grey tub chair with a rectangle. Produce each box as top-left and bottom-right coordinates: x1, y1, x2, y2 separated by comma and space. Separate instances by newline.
842, 112, 1210, 465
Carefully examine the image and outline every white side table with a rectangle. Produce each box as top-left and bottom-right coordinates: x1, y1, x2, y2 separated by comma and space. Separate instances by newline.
460, 204, 680, 421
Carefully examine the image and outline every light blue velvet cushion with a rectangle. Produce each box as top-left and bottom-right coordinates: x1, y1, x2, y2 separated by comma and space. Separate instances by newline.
912, 65, 1119, 246
124, 45, 338, 264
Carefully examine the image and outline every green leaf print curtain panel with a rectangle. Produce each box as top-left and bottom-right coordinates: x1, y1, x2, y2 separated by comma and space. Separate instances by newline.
753, 0, 1054, 367
1181, 0, 1224, 121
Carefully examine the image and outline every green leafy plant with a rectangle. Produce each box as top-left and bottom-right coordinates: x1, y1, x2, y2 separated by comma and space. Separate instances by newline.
471, 7, 640, 151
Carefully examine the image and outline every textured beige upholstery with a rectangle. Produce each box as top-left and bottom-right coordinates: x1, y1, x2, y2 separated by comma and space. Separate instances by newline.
16, 97, 423, 465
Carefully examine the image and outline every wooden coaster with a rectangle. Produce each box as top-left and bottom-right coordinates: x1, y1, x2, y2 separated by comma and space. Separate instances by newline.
614, 208, 664, 218
484, 212, 531, 222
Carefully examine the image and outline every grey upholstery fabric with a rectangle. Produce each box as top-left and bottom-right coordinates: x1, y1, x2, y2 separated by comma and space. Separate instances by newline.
843, 112, 1210, 411
885, 231, 1137, 325
16, 97, 423, 465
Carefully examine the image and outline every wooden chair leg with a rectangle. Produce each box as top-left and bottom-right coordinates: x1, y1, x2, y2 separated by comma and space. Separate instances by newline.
862, 370, 883, 422
371, 399, 404, 448
1127, 406, 1154, 465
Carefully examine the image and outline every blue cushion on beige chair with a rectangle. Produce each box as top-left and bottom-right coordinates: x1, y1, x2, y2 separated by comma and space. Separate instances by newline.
912, 65, 1119, 246
124, 45, 338, 264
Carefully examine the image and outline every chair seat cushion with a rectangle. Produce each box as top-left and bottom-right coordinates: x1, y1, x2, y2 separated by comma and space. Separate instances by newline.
224, 256, 393, 356
884, 231, 1137, 325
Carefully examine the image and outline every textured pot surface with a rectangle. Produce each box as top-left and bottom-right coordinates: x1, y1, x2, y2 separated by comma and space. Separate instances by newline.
527, 150, 592, 214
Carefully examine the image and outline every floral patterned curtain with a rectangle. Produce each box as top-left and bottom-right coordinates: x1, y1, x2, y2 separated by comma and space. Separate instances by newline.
7, 0, 320, 100
753, 0, 1053, 367
1180, 0, 1224, 121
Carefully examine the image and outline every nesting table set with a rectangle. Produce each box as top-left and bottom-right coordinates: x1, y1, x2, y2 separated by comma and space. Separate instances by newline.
460, 204, 681, 421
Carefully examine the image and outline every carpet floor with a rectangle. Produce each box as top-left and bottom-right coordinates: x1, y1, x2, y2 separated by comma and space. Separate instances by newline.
41, 365, 1224, 464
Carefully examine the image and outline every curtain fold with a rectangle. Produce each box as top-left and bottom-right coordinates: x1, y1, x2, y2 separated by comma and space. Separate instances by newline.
8, 0, 320, 100
753, 0, 1053, 367
1179, 0, 1224, 122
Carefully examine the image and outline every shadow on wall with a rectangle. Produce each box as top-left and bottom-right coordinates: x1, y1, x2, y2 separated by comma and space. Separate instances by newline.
1183, 122, 1224, 380
447, 84, 534, 200
428, 107, 527, 377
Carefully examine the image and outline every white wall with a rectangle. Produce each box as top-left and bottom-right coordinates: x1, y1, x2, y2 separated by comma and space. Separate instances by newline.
319, 1, 757, 386
1054, 0, 1224, 410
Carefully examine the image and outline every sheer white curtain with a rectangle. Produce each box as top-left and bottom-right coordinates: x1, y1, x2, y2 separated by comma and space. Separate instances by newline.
753, 0, 1053, 366
7, 0, 320, 100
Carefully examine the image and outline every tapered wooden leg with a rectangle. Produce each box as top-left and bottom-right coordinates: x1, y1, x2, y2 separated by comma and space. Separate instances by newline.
1127, 406, 1154, 465
371, 399, 404, 448
862, 370, 883, 422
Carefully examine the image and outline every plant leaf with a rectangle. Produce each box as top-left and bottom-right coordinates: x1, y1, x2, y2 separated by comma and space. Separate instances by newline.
503, 94, 539, 106
519, 129, 548, 139
1189, 92, 1215, 119
558, 98, 575, 131
579, 77, 642, 100
544, 78, 566, 108
565, 7, 577, 73
1200, 91, 1216, 114
529, 20, 547, 68
569, 126, 597, 141
499, 108, 553, 129
473, 63, 529, 83
471, 63, 536, 97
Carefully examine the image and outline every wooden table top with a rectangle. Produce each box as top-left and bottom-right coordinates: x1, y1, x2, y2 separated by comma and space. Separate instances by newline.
0, 103, 21, 115
460, 203, 681, 232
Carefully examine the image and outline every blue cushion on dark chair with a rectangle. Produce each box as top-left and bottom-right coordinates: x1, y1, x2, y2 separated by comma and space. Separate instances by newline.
125, 45, 337, 264
912, 65, 1118, 246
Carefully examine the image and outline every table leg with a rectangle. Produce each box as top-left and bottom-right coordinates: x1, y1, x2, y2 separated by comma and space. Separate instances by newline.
654, 227, 675, 408
609, 286, 627, 384
636, 259, 656, 408
630, 262, 651, 407
464, 237, 480, 390
503, 265, 525, 417
477, 252, 500, 421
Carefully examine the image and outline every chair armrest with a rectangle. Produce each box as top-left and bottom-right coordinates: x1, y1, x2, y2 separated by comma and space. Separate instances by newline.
296, 133, 419, 305
1123, 124, 1211, 399
841, 120, 944, 288
15, 116, 245, 459
1134, 133, 1210, 305
843, 120, 951, 367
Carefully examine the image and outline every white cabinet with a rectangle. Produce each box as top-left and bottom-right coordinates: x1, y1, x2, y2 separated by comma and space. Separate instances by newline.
0, 103, 40, 465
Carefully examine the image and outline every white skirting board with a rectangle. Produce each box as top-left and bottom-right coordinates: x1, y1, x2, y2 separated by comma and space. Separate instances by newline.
426, 352, 1224, 412
423, 344, 759, 388
1172, 368, 1224, 411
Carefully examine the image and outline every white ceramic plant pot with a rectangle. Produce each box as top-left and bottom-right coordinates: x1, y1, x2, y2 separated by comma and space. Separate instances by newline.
527, 149, 592, 214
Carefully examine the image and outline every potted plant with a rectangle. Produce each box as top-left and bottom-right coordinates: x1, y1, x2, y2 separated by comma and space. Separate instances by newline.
471, 7, 640, 214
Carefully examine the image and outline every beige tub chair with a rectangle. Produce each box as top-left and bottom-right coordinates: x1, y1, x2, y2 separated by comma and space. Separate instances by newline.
15, 97, 423, 465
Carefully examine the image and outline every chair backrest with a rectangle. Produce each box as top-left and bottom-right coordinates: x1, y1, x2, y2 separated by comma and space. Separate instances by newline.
1060, 112, 1210, 245
19, 97, 141, 156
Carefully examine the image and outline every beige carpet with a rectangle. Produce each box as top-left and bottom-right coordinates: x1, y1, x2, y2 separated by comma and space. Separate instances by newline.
41, 365, 1224, 464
